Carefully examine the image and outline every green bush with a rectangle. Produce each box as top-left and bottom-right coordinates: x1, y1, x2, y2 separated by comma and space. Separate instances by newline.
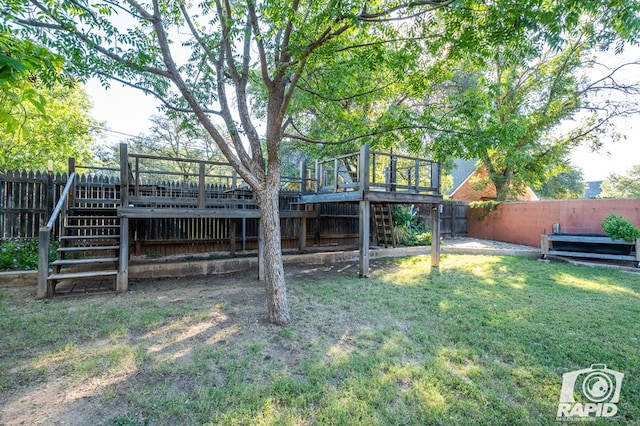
601, 214, 640, 242
391, 205, 432, 246
393, 224, 432, 246
391, 205, 414, 228
0, 238, 57, 271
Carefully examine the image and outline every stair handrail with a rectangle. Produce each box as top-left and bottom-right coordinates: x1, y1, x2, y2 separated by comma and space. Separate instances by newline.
37, 172, 77, 298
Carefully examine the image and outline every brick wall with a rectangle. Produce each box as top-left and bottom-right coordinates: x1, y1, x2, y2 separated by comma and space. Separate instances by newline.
451, 167, 538, 202
467, 199, 640, 247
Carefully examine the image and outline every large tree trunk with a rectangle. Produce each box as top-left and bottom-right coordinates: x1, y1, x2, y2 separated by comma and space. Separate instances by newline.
256, 182, 291, 325
494, 181, 509, 201
494, 169, 512, 201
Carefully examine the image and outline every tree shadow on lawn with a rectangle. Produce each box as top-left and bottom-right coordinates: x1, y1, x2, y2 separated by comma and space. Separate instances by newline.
0, 255, 638, 425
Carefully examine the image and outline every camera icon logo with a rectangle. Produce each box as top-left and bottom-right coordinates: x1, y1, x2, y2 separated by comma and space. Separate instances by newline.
557, 364, 624, 420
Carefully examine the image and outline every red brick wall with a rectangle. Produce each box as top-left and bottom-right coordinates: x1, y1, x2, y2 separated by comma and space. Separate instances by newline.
451, 168, 538, 202
467, 199, 640, 247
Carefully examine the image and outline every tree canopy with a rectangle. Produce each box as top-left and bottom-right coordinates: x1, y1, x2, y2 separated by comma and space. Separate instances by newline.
600, 165, 640, 198
414, 4, 640, 200
535, 166, 586, 200
0, 32, 64, 139
0, 81, 99, 172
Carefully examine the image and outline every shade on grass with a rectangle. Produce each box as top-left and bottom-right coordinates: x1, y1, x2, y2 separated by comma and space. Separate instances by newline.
0, 254, 638, 425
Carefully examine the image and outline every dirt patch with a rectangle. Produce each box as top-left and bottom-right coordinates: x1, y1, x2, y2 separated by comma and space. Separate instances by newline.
0, 263, 359, 425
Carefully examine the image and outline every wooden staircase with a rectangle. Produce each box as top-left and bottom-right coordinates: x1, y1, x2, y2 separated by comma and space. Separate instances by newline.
371, 203, 395, 248
48, 205, 121, 293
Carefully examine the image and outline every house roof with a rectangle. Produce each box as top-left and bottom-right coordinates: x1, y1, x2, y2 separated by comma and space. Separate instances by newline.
584, 181, 603, 199
447, 158, 479, 196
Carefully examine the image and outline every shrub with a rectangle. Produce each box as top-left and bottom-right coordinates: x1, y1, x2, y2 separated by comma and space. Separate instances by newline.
0, 238, 57, 271
601, 214, 640, 242
391, 205, 432, 246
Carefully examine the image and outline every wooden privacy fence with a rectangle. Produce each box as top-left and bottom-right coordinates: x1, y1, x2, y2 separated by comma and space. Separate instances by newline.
0, 170, 60, 239
0, 170, 120, 239
1, 169, 466, 248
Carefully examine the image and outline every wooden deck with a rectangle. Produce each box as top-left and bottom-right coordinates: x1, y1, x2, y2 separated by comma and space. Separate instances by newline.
38, 144, 443, 298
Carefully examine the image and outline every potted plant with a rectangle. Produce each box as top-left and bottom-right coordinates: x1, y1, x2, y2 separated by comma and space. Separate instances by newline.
602, 214, 640, 243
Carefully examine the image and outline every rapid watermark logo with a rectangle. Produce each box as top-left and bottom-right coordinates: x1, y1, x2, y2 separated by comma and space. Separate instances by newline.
557, 364, 624, 421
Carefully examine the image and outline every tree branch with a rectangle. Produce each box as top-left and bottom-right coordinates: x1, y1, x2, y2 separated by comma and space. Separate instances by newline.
21, 1, 172, 79
357, 0, 455, 22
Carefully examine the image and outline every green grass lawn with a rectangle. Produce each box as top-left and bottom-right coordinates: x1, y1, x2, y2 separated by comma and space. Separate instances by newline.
0, 254, 638, 425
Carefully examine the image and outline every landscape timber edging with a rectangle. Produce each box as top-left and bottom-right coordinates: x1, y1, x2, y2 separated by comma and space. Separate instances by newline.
0, 245, 540, 288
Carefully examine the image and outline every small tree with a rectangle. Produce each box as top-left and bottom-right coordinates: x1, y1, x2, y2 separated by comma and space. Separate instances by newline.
600, 165, 640, 199
535, 166, 586, 200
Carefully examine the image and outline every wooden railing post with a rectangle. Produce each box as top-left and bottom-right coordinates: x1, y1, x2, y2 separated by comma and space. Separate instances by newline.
333, 158, 339, 192
119, 143, 129, 207
198, 162, 206, 208
389, 152, 397, 192
359, 144, 370, 192
299, 159, 307, 193
68, 157, 76, 208
315, 160, 321, 190
414, 159, 420, 193
134, 157, 140, 196
432, 161, 441, 194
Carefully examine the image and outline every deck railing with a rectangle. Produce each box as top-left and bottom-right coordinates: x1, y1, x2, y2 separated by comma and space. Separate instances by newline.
313, 145, 440, 196
119, 147, 310, 209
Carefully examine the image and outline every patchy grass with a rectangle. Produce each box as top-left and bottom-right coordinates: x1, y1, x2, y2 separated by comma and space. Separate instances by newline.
0, 255, 638, 425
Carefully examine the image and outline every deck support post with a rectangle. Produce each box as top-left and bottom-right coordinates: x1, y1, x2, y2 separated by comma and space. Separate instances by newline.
359, 200, 371, 278
258, 219, 265, 281
117, 217, 129, 293
242, 218, 246, 251
117, 143, 129, 293
431, 203, 441, 268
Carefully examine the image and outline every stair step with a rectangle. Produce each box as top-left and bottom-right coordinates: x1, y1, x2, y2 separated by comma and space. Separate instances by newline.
69, 209, 118, 216
58, 245, 120, 253
65, 225, 120, 229
48, 270, 118, 281
68, 215, 120, 220
61, 234, 120, 240
52, 257, 119, 266
74, 198, 120, 204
